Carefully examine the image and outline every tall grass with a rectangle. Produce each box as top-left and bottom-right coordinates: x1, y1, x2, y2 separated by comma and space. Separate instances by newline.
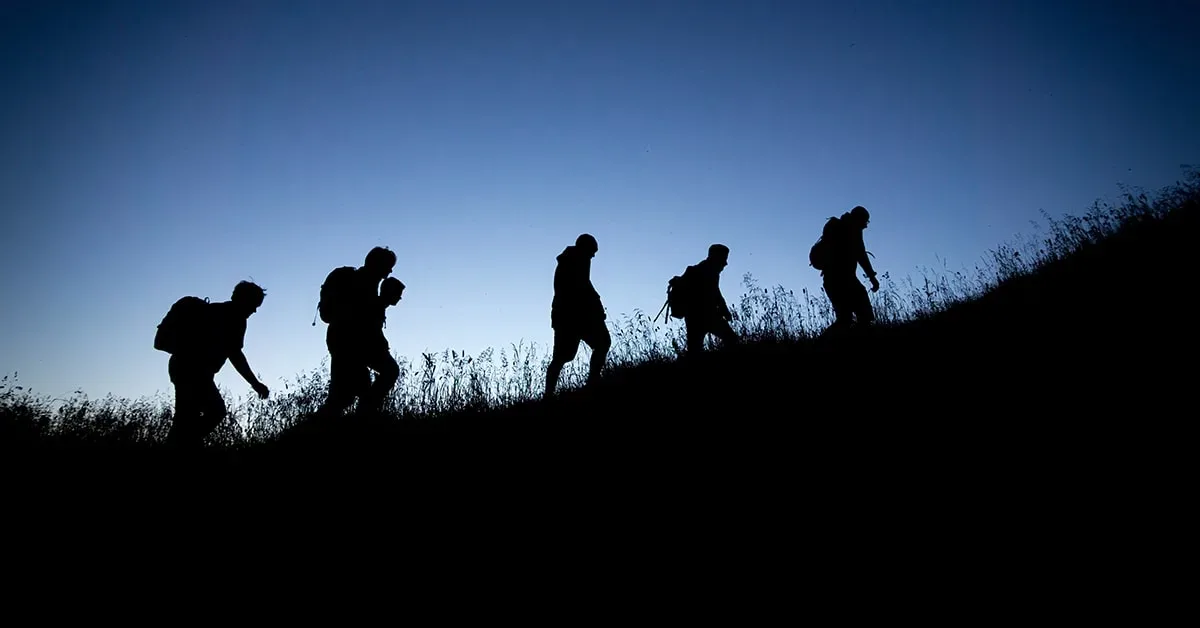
4, 168, 1196, 448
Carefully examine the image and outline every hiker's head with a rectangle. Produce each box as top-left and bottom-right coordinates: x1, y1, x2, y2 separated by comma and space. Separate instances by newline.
381, 277, 405, 306
364, 246, 397, 279
575, 233, 598, 257
849, 205, 870, 229
231, 281, 266, 316
707, 243, 730, 268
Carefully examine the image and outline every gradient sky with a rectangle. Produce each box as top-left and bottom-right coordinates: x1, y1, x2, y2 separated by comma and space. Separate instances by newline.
2, 0, 1197, 403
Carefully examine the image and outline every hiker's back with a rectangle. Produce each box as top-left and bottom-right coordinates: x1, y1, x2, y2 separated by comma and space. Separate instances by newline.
666, 261, 721, 319
553, 247, 595, 295
810, 216, 857, 274
367, 296, 390, 332
665, 264, 698, 319
319, 266, 367, 326
154, 296, 213, 357
551, 245, 602, 323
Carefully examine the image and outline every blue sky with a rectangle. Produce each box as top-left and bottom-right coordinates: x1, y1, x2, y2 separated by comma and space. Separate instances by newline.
2, 0, 1197, 402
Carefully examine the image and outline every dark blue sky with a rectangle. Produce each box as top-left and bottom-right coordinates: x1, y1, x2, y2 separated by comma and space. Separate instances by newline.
2, 0, 1197, 401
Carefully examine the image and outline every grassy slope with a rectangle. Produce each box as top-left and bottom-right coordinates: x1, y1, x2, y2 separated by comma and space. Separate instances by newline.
5, 178, 1195, 600
287, 176, 1196, 439
3, 175, 1196, 513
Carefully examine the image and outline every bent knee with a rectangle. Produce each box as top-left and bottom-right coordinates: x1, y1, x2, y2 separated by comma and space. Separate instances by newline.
376, 359, 400, 380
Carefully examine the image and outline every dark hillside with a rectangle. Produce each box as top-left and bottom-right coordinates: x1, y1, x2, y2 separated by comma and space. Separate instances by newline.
4, 179, 1195, 602
4, 176, 1196, 534
285, 179, 1197, 448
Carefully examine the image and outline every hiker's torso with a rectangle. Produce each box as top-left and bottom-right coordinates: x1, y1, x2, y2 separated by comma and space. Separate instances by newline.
176, 301, 246, 374
369, 298, 388, 330
688, 260, 724, 308
333, 269, 385, 327
552, 246, 601, 313
366, 297, 393, 343
328, 293, 393, 353
824, 215, 866, 277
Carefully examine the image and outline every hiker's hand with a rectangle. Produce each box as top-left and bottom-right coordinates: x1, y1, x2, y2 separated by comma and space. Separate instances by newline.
252, 382, 269, 399
870, 276, 880, 293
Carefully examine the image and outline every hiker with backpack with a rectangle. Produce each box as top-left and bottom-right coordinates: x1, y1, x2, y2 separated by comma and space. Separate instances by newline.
661, 244, 740, 354
808, 205, 880, 333
154, 280, 270, 449
544, 233, 611, 399
315, 246, 402, 416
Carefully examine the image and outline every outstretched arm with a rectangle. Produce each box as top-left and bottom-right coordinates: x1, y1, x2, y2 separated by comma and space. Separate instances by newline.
855, 233, 880, 291
853, 231, 876, 278
229, 350, 269, 398
711, 275, 732, 320
859, 252, 876, 279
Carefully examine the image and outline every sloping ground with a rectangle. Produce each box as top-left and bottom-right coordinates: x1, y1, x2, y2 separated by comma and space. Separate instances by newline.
214, 192, 1197, 494
5, 199, 1193, 591
6, 195, 1194, 531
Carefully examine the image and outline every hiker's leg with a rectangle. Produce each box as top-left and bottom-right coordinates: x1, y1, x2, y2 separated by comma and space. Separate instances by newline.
823, 277, 855, 333
545, 328, 581, 397
320, 328, 347, 414
166, 358, 207, 448
324, 357, 370, 416
345, 358, 372, 414
685, 317, 707, 353
167, 381, 200, 447
361, 345, 399, 412
851, 280, 875, 327
170, 387, 222, 448
321, 352, 354, 415
711, 317, 739, 347
580, 320, 611, 385
320, 326, 366, 415
194, 377, 227, 444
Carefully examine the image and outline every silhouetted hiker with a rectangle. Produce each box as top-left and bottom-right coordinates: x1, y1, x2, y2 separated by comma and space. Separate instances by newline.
809, 205, 880, 333
662, 244, 739, 354
359, 276, 405, 407
315, 246, 402, 416
545, 233, 610, 399
154, 281, 270, 449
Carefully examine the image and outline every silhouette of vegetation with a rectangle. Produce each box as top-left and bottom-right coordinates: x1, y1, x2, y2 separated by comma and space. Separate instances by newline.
3, 168, 1197, 464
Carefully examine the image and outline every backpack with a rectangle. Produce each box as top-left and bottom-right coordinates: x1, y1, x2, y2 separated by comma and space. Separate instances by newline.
154, 296, 212, 354
317, 266, 358, 325
809, 216, 844, 271
657, 265, 697, 322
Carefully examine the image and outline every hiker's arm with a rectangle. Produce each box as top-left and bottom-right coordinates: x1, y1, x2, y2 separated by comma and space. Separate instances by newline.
856, 234, 876, 278
555, 265, 584, 302
855, 233, 880, 292
229, 350, 266, 393
714, 277, 731, 319
859, 252, 876, 279
588, 281, 604, 316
